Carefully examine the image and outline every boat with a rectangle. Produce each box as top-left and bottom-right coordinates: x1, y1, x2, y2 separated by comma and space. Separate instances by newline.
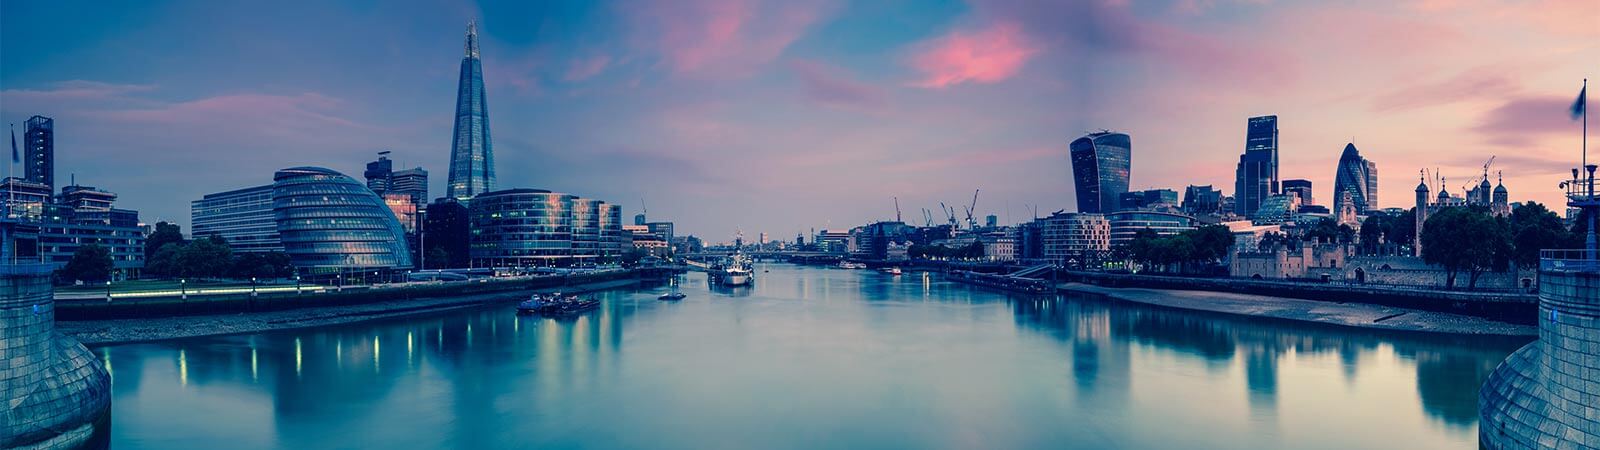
878, 267, 902, 275
517, 292, 600, 316
838, 261, 867, 270
710, 253, 755, 287
658, 292, 687, 301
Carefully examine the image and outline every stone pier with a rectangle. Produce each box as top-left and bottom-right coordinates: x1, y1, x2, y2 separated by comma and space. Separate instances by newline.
1480, 252, 1600, 449
1, 263, 112, 449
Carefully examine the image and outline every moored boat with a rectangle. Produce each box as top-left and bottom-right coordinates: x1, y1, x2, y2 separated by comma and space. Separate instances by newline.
658, 292, 687, 301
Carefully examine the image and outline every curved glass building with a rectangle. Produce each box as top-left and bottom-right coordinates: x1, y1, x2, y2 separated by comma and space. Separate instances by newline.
571, 198, 602, 264
468, 189, 573, 267
1070, 132, 1132, 214
272, 167, 413, 271
1332, 143, 1377, 217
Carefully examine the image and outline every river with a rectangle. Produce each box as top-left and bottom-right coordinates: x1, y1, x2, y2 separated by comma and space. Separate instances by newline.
94, 263, 1528, 449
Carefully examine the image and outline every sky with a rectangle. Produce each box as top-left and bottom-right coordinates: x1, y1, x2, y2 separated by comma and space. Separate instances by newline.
1, 0, 1596, 242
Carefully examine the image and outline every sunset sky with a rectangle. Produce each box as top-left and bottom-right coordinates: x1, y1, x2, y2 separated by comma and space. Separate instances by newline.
2, 0, 1595, 241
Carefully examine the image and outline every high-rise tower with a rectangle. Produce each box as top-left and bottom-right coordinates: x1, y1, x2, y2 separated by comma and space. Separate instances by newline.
23, 115, 54, 191
446, 20, 495, 201
1332, 143, 1377, 217
1069, 131, 1132, 214
1234, 115, 1278, 216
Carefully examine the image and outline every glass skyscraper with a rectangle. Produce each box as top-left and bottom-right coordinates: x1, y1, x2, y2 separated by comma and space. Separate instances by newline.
1234, 115, 1279, 216
273, 167, 414, 270
447, 20, 495, 201
1332, 143, 1378, 216
1069, 132, 1132, 214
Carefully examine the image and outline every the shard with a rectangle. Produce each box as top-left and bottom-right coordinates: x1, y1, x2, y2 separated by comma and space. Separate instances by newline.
446, 20, 495, 201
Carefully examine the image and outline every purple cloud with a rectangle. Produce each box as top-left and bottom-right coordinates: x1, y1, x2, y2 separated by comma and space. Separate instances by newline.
788, 59, 886, 111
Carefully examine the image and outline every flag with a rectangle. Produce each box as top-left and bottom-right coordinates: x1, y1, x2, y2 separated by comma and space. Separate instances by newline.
1573, 84, 1587, 120
9, 125, 17, 163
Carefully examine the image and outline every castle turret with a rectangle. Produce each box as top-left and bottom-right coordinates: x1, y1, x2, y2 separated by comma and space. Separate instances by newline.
1492, 171, 1509, 216
1414, 171, 1429, 257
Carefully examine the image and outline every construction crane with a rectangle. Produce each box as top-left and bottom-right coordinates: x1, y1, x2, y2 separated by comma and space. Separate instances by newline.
893, 197, 902, 223
922, 208, 933, 227
964, 189, 980, 230
1482, 155, 1496, 183
940, 202, 957, 229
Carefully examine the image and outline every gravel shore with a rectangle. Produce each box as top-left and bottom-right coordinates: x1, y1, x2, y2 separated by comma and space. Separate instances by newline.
61, 279, 642, 345
1058, 282, 1537, 337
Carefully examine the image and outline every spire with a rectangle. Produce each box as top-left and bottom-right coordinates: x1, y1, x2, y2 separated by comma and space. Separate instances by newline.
465, 19, 480, 59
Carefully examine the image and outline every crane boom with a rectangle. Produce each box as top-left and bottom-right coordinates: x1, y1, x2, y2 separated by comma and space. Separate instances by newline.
893, 197, 901, 223
965, 189, 980, 229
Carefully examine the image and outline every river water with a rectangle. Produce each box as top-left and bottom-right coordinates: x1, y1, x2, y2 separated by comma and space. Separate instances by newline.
95, 263, 1528, 449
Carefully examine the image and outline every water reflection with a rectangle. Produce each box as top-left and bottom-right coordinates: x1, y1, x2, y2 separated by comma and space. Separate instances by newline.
97, 265, 1528, 450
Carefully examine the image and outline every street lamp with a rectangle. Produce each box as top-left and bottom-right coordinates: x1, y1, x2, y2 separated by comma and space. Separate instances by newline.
105, 280, 112, 302
336, 275, 342, 292
180, 279, 187, 300
251, 277, 258, 297
295, 275, 302, 294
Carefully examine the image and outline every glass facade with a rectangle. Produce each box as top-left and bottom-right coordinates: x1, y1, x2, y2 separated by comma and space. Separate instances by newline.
572, 198, 601, 263
23, 115, 54, 191
599, 203, 624, 260
1234, 115, 1279, 216
272, 167, 413, 271
447, 20, 495, 201
1332, 143, 1376, 217
1069, 132, 1132, 214
192, 184, 283, 252
469, 189, 572, 267
1106, 210, 1197, 246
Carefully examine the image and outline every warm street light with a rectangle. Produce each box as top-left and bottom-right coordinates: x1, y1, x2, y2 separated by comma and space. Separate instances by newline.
251, 277, 258, 297
105, 280, 112, 302
180, 279, 187, 301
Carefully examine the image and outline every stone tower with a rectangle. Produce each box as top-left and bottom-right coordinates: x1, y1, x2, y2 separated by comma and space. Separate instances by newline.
1, 258, 111, 448
1413, 172, 1429, 257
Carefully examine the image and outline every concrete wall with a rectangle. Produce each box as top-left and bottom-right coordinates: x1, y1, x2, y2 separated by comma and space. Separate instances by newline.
1, 263, 111, 449
1345, 256, 1533, 290
1480, 268, 1600, 449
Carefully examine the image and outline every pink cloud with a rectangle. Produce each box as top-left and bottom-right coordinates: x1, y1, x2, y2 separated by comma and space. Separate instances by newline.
564, 55, 611, 81
1370, 65, 1521, 111
884, 146, 1055, 173
624, 0, 835, 78
908, 22, 1037, 88
787, 59, 886, 111
1472, 94, 1586, 146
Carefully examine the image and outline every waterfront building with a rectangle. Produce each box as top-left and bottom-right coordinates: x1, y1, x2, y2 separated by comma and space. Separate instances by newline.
1069, 131, 1132, 214
1234, 115, 1279, 216
191, 185, 283, 253
1039, 212, 1110, 266
23, 115, 55, 190
625, 224, 670, 258
572, 198, 602, 263
1181, 185, 1224, 215
598, 203, 624, 260
382, 193, 419, 234
1332, 143, 1378, 217
1119, 188, 1178, 210
38, 186, 146, 277
1106, 210, 1197, 246
646, 222, 675, 248
814, 229, 852, 254
1230, 243, 1347, 280
1281, 179, 1313, 206
423, 198, 470, 268
274, 167, 413, 272
2, 177, 53, 220
854, 221, 914, 260
446, 20, 495, 201
468, 189, 572, 267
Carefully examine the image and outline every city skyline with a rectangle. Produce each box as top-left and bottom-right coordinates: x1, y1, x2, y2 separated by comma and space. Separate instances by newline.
2, 1, 1596, 240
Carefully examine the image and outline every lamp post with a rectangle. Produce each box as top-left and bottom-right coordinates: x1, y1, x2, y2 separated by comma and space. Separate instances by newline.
105, 280, 112, 303
251, 277, 258, 297
295, 275, 302, 294
180, 279, 187, 301
336, 274, 342, 292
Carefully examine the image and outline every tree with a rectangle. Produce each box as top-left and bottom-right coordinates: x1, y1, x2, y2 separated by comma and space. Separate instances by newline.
1507, 201, 1578, 269
145, 221, 185, 260
230, 251, 294, 279
1305, 218, 1355, 244
1421, 207, 1511, 289
178, 235, 234, 279
146, 242, 184, 278
61, 243, 114, 283
425, 247, 451, 269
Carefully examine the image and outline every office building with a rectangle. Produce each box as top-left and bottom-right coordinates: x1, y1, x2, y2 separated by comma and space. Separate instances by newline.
192, 185, 284, 252
572, 198, 602, 263
468, 189, 573, 266
1252, 194, 1301, 225
2, 178, 53, 220
1039, 212, 1110, 265
23, 116, 54, 190
364, 152, 394, 192
37, 186, 145, 278
1234, 115, 1279, 216
446, 20, 495, 201
391, 168, 428, 203
1181, 185, 1224, 215
1069, 131, 1132, 213
1119, 188, 1178, 210
1281, 179, 1313, 205
624, 224, 670, 257
273, 167, 413, 271
1332, 143, 1378, 217
646, 222, 675, 248
599, 203, 624, 260
1106, 210, 1197, 246
423, 198, 470, 268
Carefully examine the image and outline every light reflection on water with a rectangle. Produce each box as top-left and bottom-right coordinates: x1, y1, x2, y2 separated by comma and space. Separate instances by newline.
96, 264, 1527, 450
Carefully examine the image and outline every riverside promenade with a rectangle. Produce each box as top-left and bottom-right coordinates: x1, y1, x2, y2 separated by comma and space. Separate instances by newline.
55, 267, 680, 344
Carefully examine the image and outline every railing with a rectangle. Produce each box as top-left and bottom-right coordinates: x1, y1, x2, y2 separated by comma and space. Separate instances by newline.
1540, 249, 1600, 273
